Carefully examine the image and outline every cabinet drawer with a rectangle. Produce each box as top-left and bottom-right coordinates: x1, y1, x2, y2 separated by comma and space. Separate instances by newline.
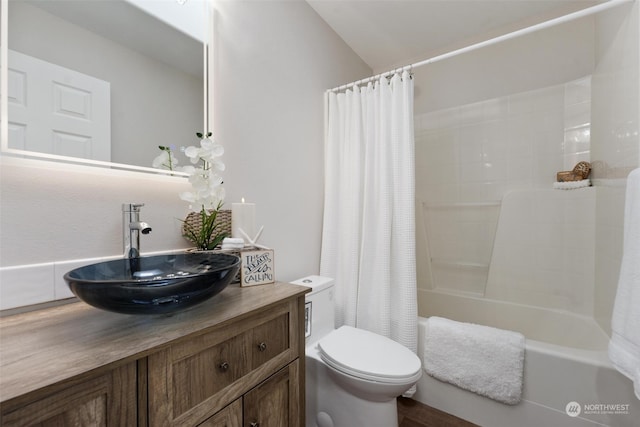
171, 332, 250, 417
147, 298, 300, 426
249, 313, 289, 370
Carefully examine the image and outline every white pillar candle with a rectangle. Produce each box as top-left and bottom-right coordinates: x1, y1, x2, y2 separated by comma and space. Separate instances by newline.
231, 198, 256, 241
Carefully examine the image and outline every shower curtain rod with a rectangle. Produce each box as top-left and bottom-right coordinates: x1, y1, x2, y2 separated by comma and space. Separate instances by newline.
327, 0, 634, 93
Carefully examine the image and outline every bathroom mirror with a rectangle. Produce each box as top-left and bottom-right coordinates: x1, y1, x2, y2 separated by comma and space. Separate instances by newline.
1, 0, 207, 173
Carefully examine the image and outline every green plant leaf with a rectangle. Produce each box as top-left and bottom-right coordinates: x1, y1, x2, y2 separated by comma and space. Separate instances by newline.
180, 201, 226, 250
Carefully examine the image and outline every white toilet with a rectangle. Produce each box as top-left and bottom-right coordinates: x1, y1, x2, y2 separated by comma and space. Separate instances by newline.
292, 276, 422, 427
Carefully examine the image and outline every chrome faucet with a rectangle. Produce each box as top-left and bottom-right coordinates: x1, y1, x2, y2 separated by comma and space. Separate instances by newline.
123, 203, 152, 258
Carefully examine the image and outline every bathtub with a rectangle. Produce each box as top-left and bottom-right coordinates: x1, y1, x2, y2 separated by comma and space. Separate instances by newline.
414, 290, 639, 427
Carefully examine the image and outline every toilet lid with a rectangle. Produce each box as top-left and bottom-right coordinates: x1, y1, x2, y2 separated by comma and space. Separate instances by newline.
317, 326, 422, 384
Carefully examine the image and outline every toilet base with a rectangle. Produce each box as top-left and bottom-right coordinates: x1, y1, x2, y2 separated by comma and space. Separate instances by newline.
306, 346, 400, 427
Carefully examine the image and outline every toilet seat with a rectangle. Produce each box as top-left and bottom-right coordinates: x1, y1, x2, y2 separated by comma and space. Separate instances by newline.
317, 326, 422, 385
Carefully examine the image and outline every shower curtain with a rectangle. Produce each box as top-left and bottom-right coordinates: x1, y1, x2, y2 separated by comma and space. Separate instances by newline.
320, 71, 418, 358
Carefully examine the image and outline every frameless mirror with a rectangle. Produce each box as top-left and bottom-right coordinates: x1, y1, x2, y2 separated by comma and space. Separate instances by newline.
2, 0, 207, 173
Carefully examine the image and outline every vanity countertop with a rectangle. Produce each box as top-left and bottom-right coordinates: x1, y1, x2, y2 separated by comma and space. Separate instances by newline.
0, 281, 309, 404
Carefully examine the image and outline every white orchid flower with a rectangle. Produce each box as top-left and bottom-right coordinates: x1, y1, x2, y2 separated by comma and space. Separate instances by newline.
200, 137, 214, 150
152, 149, 179, 170
184, 146, 201, 164
199, 137, 222, 152
155, 134, 226, 225
197, 137, 221, 156
179, 191, 196, 204
210, 159, 226, 172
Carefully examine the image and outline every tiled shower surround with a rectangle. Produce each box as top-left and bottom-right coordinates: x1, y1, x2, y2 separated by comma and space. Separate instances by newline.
415, 77, 593, 302
416, 76, 591, 204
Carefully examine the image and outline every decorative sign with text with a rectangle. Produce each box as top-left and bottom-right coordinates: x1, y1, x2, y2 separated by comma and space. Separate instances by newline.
240, 249, 275, 287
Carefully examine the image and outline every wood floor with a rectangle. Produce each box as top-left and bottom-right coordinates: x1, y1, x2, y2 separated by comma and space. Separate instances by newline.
397, 397, 479, 427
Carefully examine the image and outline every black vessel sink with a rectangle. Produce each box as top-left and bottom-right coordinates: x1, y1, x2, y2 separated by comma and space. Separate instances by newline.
64, 252, 240, 315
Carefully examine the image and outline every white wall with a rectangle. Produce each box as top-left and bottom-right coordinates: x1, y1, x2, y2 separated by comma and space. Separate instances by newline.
213, 0, 370, 282
412, 16, 595, 116
0, 0, 370, 310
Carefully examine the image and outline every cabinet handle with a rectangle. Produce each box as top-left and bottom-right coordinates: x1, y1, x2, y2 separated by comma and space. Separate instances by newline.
249, 422, 259, 427
219, 361, 230, 371
258, 342, 267, 352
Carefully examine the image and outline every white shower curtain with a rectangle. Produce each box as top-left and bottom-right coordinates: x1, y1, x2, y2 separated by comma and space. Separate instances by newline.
320, 71, 417, 358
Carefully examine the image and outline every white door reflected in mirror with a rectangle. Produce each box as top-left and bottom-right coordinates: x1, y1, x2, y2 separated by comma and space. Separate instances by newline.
8, 50, 111, 161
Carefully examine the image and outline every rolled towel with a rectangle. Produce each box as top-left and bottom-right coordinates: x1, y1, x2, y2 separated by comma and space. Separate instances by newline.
221, 238, 245, 250
221, 244, 244, 250
423, 316, 525, 405
223, 238, 244, 245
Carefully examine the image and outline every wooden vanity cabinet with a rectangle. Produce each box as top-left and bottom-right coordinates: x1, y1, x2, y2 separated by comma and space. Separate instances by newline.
0, 283, 308, 427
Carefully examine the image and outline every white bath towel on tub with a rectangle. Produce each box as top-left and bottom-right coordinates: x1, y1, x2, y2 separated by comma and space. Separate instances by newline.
423, 316, 525, 405
609, 168, 640, 400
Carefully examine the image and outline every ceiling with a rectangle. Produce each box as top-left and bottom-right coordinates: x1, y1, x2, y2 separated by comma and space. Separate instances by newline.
306, 0, 603, 73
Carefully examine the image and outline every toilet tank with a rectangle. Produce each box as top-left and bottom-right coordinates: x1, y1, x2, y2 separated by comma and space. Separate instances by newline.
291, 276, 335, 345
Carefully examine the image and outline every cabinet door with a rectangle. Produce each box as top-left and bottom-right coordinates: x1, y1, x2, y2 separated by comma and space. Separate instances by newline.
244, 360, 301, 427
0, 363, 136, 427
198, 399, 242, 427
148, 330, 250, 426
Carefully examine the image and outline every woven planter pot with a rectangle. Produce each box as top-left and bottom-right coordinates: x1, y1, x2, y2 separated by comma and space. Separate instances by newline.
182, 209, 240, 283
182, 209, 232, 248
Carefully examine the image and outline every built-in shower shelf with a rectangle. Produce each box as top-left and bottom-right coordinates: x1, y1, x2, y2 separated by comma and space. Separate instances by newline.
423, 201, 501, 209
430, 258, 490, 270
431, 287, 485, 298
